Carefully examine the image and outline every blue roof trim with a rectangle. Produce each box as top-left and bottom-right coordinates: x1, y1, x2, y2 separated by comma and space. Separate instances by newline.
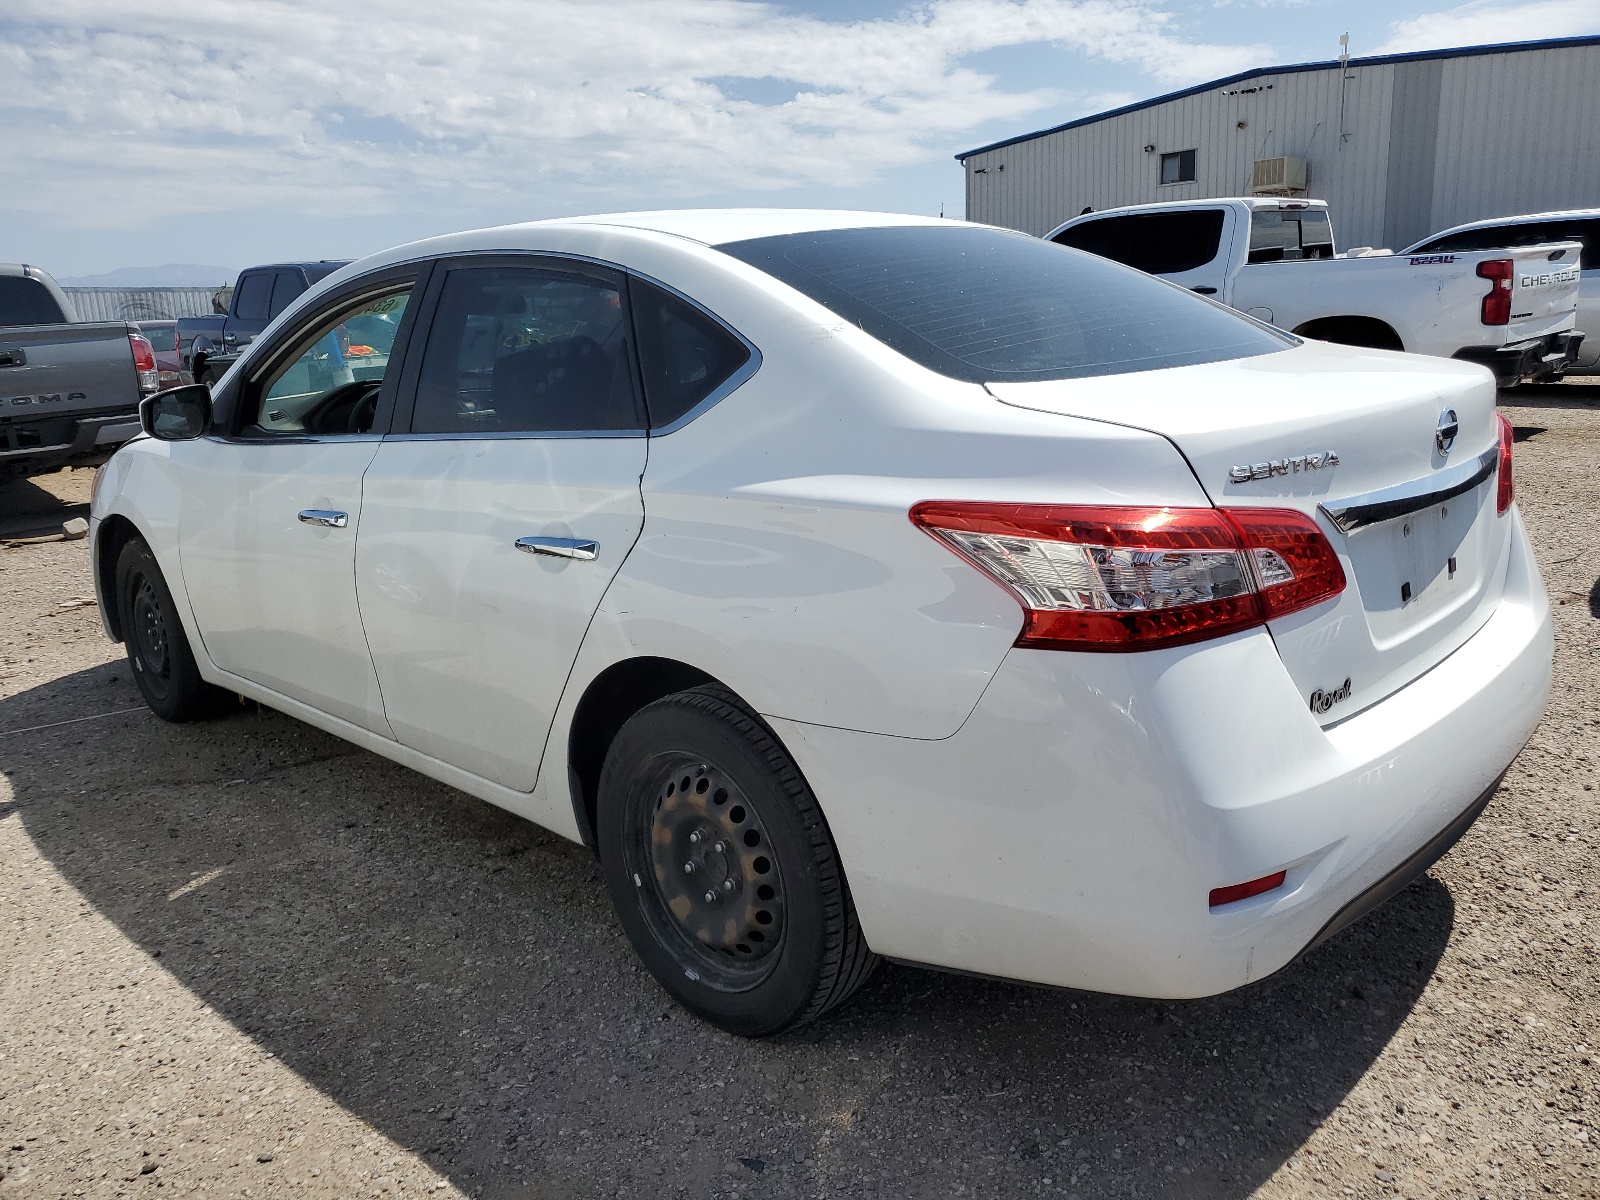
955, 35, 1600, 161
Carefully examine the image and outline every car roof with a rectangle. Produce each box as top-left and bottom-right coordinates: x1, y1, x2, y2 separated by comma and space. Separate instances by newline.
1415, 209, 1600, 240
241, 261, 352, 273
529, 209, 952, 246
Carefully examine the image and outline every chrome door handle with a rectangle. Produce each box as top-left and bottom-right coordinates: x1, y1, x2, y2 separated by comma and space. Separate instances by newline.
298, 509, 348, 528
516, 535, 598, 561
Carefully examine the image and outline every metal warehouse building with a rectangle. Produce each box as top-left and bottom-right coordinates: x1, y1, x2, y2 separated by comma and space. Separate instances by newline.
957, 35, 1600, 251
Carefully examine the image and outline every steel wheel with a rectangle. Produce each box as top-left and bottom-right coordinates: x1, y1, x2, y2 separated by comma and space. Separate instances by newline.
630, 754, 786, 989
129, 571, 174, 701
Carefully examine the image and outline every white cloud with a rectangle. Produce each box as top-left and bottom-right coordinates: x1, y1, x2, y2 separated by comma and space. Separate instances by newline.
1376, 0, 1600, 53
0, 0, 1271, 226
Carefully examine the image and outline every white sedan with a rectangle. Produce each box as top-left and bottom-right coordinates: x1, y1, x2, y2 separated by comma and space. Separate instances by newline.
92, 210, 1552, 1036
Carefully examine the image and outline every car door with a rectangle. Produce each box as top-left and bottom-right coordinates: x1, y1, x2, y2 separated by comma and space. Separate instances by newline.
354, 257, 648, 790
1053, 208, 1237, 297
176, 266, 424, 733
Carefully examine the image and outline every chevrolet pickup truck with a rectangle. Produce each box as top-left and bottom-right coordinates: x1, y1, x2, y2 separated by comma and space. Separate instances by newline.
0, 264, 159, 479
1046, 198, 1584, 386
178, 261, 348, 385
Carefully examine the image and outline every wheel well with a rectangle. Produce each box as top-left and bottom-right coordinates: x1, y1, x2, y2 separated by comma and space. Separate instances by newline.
1292, 316, 1405, 352
567, 657, 717, 849
95, 514, 143, 642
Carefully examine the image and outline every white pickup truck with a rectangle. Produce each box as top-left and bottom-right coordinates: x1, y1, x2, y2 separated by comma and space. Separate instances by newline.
1046, 197, 1585, 386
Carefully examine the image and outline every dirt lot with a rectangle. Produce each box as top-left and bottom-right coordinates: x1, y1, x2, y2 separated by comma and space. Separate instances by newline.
2, 383, 1598, 1200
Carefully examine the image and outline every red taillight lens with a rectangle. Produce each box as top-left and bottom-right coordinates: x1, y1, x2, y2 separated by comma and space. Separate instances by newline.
1496, 411, 1514, 513
910, 502, 1345, 652
1221, 507, 1347, 620
129, 332, 160, 396
129, 332, 156, 372
1209, 871, 1287, 907
1477, 258, 1513, 326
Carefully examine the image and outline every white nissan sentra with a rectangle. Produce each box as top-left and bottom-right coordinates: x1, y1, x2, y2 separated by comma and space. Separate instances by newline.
91, 211, 1552, 1036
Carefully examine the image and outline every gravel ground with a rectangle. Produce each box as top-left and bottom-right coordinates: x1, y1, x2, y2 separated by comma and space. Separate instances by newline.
2, 383, 1598, 1200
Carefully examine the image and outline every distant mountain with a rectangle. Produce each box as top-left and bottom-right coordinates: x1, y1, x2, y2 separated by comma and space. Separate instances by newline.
58, 264, 236, 287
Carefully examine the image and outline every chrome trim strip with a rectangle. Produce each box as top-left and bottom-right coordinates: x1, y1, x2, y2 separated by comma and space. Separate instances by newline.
384, 428, 646, 442
1318, 445, 1498, 534
516, 535, 598, 561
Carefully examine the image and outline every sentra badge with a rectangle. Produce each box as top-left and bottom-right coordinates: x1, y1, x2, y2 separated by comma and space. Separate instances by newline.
1228, 451, 1339, 484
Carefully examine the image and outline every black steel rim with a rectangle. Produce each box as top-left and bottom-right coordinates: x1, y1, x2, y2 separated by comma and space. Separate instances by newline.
627, 753, 786, 991
130, 572, 172, 700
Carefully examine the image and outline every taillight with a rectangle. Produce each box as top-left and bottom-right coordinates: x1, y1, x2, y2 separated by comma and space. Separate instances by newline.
1478, 259, 1513, 326
910, 502, 1346, 652
1496, 411, 1514, 513
129, 332, 159, 396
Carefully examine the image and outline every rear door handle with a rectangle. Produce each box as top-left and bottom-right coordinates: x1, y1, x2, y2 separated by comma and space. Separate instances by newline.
298, 509, 348, 528
516, 535, 598, 561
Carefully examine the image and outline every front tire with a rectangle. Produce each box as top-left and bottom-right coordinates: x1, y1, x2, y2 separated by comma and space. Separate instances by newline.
115, 537, 231, 722
597, 686, 878, 1036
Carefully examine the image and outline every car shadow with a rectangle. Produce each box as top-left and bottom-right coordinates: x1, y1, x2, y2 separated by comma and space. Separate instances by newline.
0, 664, 1456, 1200
0, 469, 92, 538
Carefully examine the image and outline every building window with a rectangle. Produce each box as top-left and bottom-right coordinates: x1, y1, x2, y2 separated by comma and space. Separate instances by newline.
1160, 149, 1197, 185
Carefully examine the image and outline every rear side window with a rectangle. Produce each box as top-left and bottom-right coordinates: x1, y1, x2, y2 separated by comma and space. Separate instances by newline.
140, 325, 177, 351
233, 273, 273, 321
0, 276, 67, 326
411, 264, 643, 434
269, 272, 306, 319
718, 225, 1290, 384
630, 278, 752, 428
1414, 219, 1599, 271
1053, 210, 1225, 274
1248, 210, 1335, 263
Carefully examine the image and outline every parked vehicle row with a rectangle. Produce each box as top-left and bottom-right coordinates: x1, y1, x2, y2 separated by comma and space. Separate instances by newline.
177, 261, 349, 386
95, 211, 1551, 1035
0, 263, 160, 479
1048, 198, 1586, 386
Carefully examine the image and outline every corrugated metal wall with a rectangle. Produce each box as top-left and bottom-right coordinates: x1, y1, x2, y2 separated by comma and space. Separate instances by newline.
1429, 44, 1600, 237
61, 287, 226, 323
965, 42, 1600, 251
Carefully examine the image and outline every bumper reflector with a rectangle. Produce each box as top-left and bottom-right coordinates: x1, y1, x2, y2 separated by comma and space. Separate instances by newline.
1209, 871, 1287, 908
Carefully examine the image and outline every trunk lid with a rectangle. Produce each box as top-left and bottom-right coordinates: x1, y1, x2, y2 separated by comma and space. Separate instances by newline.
988, 340, 1511, 724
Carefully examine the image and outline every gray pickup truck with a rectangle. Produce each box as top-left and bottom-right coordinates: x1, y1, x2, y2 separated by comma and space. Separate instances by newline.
1, 264, 159, 479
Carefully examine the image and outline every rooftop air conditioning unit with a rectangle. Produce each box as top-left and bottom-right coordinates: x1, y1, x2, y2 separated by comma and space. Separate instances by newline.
1251, 156, 1307, 195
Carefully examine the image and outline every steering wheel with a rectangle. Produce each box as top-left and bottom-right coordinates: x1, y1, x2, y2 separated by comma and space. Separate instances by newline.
347, 386, 380, 434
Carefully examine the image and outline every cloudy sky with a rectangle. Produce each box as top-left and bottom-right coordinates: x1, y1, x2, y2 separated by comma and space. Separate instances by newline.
3, 0, 1598, 278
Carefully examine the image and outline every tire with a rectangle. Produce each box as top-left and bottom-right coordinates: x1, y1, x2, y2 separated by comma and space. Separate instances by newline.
597, 686, 878, 1036
115, 537, 231, 722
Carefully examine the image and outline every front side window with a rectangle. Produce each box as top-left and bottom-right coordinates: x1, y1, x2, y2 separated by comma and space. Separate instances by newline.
233, 273, 273, 321
630, 277, 751, 428
247, 287, 412, 437
411, 265, 642, 435
717, 225, 1292, 384
1053, 210, 1226, 275
1248, 209, 1335, 263
1160, 149, 1197, 185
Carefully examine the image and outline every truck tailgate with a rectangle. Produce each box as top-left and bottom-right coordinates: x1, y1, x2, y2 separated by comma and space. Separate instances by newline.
0, 322, 143, 464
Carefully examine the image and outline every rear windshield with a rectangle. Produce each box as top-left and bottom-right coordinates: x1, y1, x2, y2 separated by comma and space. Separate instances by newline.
716, 225, 1291, 383
0, 276, 68, 327
139, 325, 177, 351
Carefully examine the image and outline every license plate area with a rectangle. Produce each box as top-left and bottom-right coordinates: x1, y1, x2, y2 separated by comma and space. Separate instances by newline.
1348, 493, 1486, 648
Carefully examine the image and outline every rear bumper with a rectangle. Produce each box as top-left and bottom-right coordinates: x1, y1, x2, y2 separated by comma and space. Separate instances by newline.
1453, 330, 1586, 384
0, 411, 142, 474
774, 508, 1552, 998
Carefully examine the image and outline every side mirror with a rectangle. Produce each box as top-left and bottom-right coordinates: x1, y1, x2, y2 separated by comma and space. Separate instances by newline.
140, 384, 212, 441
